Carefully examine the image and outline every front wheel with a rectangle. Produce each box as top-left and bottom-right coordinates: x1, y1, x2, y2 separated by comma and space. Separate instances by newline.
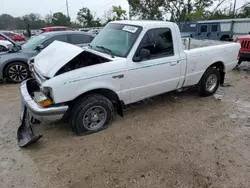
5, 62, 29, 83
70, 94, 114, 135
199, 67, 220, 97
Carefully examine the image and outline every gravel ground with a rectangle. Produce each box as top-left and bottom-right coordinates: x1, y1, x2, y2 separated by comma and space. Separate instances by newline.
1, 63, 250, 188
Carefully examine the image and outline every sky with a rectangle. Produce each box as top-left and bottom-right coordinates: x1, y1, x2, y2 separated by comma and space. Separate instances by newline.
1, 0, 248, 21
1, 0, 129, 21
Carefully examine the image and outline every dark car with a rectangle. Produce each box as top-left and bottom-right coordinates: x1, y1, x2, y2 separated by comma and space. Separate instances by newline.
0, 31, 94, 83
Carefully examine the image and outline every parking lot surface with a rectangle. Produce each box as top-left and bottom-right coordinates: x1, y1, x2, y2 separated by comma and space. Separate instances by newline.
1, 63, 250, 188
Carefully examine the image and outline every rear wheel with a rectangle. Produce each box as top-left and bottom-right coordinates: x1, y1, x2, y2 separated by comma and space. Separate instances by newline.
199, 67, 220, 97
5, 62, 29, 83
70, 94, 114, 135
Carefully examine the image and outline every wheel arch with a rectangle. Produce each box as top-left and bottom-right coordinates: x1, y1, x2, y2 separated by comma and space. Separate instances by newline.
71, 88, 124, 117
207, 61, 225, 84
220, 35, 230, 41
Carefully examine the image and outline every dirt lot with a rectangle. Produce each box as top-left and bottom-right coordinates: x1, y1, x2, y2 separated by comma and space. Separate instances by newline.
1, 63, 250, 188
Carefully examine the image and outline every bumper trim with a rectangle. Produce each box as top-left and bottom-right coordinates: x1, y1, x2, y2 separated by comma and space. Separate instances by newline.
20, 79, 68, 116
239, 51, 250, 59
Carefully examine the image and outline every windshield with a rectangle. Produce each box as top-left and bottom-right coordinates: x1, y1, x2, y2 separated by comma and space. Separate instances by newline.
22, 35, 46, 49
90, 23, 142, 57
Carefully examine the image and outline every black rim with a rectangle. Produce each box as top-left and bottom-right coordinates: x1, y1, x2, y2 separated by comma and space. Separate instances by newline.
8, 64, 28, 82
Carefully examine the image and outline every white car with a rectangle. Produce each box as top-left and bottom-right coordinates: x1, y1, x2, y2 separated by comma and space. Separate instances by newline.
18, 20, 240, 146
0, 40, 12, 51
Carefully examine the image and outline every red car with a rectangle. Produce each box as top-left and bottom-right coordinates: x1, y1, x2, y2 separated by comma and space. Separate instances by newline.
37, 26, 73, 35
235, 35, 250, 66
0, 31, 26, 41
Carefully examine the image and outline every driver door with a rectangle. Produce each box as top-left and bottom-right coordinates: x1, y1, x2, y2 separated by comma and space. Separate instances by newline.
127, 28, 182, 103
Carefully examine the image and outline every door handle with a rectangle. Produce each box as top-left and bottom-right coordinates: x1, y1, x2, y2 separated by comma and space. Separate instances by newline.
112, 74, 124, 79
170, 61, 179, 66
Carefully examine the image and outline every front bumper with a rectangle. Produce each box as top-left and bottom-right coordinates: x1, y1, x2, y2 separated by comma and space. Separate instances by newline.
239, 51, 250, 61
20, 79, 68, 119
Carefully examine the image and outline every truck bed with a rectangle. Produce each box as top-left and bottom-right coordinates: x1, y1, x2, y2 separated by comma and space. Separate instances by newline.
182, 38, 229, 50
182, 39, 240, 87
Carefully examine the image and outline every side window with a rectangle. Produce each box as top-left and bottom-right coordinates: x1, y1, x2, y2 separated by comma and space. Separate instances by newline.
135, 28, 174, 59
70, 34, 93, 44
211, 25, 218, 32
200, 25, 207, 33
42, 35, 68, 48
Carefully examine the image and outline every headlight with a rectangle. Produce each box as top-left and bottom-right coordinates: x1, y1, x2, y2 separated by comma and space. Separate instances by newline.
34, 87, 53, 107
7, 44, 13, 48
34, 91, 53, 107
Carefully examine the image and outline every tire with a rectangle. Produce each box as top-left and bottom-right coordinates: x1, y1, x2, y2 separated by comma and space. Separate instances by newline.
199, 67, 220, 97
5, 62, 29, 83
70, 94, 114, 136
220, 36, 230, 41
0, 45, 7, 52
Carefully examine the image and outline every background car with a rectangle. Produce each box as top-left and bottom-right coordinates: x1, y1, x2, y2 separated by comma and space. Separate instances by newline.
36, 26, 73, 35
0, 31, 94, 83
0, 31, 26, 41
235, 35, 250, 66
0, 40, 13, 52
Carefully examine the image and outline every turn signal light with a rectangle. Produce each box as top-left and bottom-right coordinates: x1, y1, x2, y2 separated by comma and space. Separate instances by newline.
39, 99, 53, 107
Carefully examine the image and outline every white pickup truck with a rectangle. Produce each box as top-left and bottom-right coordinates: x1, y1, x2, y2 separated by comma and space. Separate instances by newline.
18, 20, 240, 146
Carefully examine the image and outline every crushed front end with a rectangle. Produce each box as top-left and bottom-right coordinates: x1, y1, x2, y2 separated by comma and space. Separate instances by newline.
18, 79, 68, 147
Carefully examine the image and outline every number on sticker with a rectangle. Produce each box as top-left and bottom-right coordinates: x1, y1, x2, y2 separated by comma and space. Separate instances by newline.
122, 26, 138, 33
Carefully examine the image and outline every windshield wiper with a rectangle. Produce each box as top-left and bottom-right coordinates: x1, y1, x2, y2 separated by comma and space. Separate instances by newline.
88, 43, 92, 48
96, 45, 114, 58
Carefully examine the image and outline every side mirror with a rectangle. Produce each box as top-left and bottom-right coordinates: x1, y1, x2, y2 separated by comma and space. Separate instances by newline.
35, 44, 44, 51
133, 48, 151, 62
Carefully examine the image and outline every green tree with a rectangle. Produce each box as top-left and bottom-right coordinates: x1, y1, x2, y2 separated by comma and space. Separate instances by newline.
112, 5, 126, 20
77, 7, 94, 27
44, 14, 53, 26
52, 12, 70, 26
237, 4, 250, 18
130, 0, 165, 20
103, 9, 113, 24
0, 14, 18, 29
22, 13, 45, 29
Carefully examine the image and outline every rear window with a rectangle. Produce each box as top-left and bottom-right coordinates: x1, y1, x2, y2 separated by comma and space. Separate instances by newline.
179, 23, 197, 32
70, 34, 93, 44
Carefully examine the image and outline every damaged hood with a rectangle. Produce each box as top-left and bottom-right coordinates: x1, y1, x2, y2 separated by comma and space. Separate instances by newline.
34, 41, 118, 78
34, 41, 84, 78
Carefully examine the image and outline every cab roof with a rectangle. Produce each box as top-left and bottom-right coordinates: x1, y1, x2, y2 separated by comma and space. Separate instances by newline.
110, 20, 173, 28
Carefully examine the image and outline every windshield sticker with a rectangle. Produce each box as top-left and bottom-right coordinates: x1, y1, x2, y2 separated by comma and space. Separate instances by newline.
122, 26, 138, 33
